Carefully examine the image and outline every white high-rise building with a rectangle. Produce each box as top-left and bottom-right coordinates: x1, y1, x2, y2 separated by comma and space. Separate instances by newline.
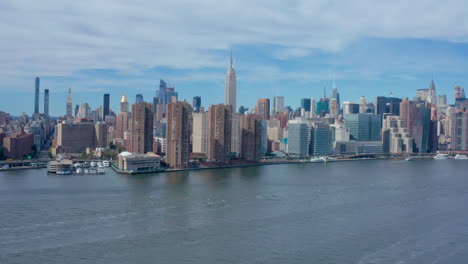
225, 54, 237, 112
273, 96, 285, 113
192, 111, 210, 154
359, 96, 367, 114
77, 103, 91, 119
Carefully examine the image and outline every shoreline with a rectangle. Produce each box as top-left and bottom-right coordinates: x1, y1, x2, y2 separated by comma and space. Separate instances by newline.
111, 155, 436, 175
0, 154, 443, 174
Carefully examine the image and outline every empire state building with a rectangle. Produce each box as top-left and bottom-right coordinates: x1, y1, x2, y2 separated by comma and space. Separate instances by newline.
225, 54, 237, 112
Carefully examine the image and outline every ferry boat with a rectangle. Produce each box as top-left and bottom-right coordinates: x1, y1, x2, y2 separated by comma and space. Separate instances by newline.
433, 153, 449, 160
454, 154, 468, 160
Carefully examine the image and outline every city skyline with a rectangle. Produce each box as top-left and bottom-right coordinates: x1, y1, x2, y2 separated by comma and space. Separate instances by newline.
2, 72, 465, 117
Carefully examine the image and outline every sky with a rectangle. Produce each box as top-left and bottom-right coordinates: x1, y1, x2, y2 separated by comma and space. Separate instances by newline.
1, 0, 468, 116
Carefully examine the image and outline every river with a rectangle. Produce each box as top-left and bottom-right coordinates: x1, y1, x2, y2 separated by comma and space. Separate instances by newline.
1, 159, 468, 263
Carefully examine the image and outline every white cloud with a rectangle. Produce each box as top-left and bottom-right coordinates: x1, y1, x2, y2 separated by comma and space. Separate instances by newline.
1, 0, 468, 82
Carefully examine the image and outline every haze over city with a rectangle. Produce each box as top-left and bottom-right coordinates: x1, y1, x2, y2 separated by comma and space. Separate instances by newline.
2, 0, 468, 115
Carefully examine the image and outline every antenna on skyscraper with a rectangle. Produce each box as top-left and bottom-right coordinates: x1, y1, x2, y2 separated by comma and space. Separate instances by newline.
230, 48, 233, 69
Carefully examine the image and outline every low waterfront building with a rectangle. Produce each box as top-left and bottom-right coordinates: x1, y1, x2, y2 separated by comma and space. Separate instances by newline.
117, 152, 162, 172
47, 159, 73, 173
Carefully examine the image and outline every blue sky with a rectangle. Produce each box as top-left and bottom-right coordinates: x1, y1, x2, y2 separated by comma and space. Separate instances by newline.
1, 0, 468, 116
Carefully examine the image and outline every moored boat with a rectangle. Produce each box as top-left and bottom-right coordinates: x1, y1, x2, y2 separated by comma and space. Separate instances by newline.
433, 153, 449, 160
454, 154, 468, 160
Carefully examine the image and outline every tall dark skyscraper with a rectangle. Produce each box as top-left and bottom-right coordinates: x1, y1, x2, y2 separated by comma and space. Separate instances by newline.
131, 102, 153, 154
136, 94, 144, 103
300, 98, 311, 112
192, 96, 201, 113
103, 94, 110, 117
66, 88, 73, 117
44, 89, 49, 117
156, 79, 179, 113
34, 77, 40, 114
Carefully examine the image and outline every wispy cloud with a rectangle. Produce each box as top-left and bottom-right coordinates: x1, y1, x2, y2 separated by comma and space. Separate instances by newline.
1, 0, 468, 79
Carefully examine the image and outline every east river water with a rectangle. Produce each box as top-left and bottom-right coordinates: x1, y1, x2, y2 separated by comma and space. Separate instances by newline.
1, 159, 468, 263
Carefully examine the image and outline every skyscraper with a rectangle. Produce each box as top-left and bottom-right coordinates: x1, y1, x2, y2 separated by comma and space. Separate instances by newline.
428, 79, 437, 106
192, 111, 209, 154
330, 79, 341, 113
240, 114, 262, 160
449, 110, 468, 151
300, 98, 312, 112
192, 96, 201, 113
44, 89, 49, 118
66, 88, 73, 117
311, 123, 333, 155
316, 98, 329, 117
287, 121, 311, 156
374, 96, 387, 115
166, 101, 192, 168
77, 103, 91, 119
156, 79, 179, 114
344, 114, 382, 141
34, 77, 40, 114
257, 98, 270, 120
103, 94, 110, 117
343, 102, 360, 115
120, 93, 129, 113
135, 94, 144, 103
131, 102, 153, 154
225, 54, 237, 112
359, 96, 367, 114
208, 104, 232, 164
231, 113, 242, 157
273, 96, 285, 114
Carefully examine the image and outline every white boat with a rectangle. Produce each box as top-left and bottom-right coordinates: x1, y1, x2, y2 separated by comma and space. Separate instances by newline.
90, 162, 97, 167
310, 156, 337, 163
97, 166, 105, 174
56, 170, 71, 175
454, 154, 468, 160
433, 153, 449, 160
405, 157, 413, 161
97, 162, 103, 167
311, 157, 327, 163
89, 169, 97, 174
84, 169, 90, 174
102, 161, 110, 167
76, 168, 83, 174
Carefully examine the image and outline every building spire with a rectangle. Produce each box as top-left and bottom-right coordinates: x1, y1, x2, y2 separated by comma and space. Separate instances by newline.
230, 49, 233, 69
